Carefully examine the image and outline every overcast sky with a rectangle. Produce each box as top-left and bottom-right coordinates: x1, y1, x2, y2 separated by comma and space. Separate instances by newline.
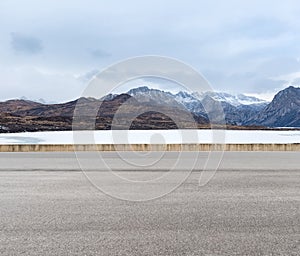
1, 0, 300, 102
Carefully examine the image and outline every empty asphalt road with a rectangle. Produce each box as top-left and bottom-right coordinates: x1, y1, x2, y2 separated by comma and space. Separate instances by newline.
0, 152, 299, 255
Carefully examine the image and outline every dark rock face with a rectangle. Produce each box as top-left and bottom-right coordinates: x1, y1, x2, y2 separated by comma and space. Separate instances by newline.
246, 86, 300, 127
222, 102, 267, 126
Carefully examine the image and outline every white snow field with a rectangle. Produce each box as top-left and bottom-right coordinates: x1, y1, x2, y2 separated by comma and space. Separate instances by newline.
0, 130, 299, 144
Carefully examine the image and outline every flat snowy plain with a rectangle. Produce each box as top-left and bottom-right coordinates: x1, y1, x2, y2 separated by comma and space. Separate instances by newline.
0, 129, 299, 144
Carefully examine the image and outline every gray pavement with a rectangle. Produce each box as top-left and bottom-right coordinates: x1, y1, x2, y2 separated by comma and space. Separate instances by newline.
0, 151, 300, 171
0, 152, 300, 255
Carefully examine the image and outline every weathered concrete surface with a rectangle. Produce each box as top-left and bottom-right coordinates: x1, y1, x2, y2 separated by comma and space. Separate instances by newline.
0, 143, 300, 152
0, 170, 299, 255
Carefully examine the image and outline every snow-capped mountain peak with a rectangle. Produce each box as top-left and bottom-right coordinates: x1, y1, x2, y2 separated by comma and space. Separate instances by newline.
125, 86, 268, 107
192, 91, 267, 106
123, 86, 268, 109
175, 91, 199, 103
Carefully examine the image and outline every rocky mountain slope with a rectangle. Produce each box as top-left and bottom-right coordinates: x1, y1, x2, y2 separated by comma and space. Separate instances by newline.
246, 86, 300, 127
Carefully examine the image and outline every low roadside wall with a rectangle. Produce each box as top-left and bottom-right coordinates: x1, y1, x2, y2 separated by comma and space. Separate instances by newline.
0, 143, 299, 152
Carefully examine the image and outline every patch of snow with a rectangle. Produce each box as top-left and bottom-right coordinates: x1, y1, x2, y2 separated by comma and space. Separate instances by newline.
205, 92, 267, 106
174, 91, 200, 104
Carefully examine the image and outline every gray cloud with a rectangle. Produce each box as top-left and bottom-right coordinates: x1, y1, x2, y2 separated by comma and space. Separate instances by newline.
10, 33, 43, 54
90, 49, 111, 58
76, 69, 99, 82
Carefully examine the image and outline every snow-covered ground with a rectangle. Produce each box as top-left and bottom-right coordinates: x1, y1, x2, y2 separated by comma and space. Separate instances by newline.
0, 130, 299, 144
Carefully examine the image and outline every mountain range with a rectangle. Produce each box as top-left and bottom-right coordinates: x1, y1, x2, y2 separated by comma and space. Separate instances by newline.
126, 86, 270, 126
0, 86, 299, 132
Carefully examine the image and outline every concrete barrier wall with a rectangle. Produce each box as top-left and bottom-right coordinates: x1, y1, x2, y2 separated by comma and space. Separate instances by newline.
0, 143, 300, 152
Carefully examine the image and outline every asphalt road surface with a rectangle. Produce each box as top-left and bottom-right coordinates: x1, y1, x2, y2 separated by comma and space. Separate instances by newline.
0, 151, 300, 171
0, 152, 299, 255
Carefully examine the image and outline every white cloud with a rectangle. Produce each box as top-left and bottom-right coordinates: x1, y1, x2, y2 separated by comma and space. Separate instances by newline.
0, 66, 83, 102
244, 92, 277, 102
272, 71, 300, 83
